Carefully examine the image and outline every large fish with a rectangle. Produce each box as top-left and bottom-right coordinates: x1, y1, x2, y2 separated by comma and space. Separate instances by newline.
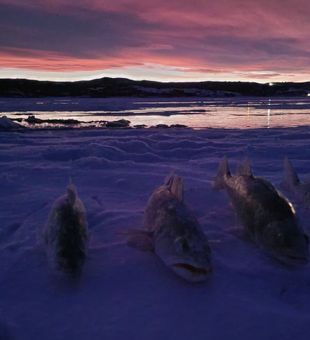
127, 174, 212, 282
282, 157, 310, 207
44, 183, 89, 274
214, 158, 309, 265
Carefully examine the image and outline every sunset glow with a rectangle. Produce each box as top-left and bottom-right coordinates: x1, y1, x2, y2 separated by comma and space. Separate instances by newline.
0, 0, 309, 82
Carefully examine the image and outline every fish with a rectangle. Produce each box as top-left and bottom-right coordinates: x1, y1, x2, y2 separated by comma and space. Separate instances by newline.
43, 183, 89, 274
282, 157, 310, 207
126, 174, 212, 282
213, 157, 309, 265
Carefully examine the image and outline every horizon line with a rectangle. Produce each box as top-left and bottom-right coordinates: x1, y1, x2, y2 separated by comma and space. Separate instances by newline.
1, 75, 309, 85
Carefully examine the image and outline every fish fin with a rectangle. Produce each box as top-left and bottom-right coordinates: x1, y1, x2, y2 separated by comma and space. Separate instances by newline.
67, 183, 77, 205
165, 173, 184, 202
120, 229, 154, 251
212, 156, 231, 190
282, 157, 300, 189
237, 158, 253, 177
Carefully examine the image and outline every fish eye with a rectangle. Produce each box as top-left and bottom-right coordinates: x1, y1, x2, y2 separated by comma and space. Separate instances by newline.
181, 239, 189, 251
276, 233, 284, 243
175, 237, 190, 252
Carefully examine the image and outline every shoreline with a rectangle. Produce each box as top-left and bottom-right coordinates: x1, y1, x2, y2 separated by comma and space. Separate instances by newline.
1, 96, 310, 130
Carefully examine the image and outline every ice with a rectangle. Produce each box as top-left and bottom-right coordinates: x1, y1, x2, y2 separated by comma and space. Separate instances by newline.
0, 116, 22, 130
0, 127, 310, 339
2, 97, 310, 128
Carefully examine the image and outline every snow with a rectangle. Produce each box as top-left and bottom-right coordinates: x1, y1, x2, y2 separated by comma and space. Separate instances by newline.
1, 126, 310, 340
0, 116, 22, 130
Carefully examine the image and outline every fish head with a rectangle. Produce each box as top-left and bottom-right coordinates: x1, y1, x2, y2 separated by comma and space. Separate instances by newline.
262, 219, 309, 265
155, 233, 212, 282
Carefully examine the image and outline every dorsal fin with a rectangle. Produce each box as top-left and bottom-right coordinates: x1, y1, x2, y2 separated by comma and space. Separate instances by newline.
213, 156, 231, 190
165, 174, 184, 202
67, 183, 77, 205
237, 158, 253, 177
283, 157, 300, 187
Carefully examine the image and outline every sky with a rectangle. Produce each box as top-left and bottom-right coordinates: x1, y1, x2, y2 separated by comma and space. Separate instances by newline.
0, 0, 309, 82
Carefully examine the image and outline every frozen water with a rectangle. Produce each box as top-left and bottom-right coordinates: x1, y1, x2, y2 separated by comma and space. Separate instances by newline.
0, 127, 310, 339
2, 97, 310, 128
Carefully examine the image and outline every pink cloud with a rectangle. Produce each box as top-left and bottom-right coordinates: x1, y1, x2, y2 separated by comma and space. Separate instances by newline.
0, 0, 309, 81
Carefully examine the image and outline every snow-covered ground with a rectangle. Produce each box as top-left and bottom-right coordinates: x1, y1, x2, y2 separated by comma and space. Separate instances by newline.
1, 126, 310, 340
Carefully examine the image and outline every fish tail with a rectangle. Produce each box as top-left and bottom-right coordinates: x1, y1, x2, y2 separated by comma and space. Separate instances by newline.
165, 173, 184, 201
282, 157, 300, 188
67, 182, 77, 205
237, 158, 253, 177
213, 156, 231, 190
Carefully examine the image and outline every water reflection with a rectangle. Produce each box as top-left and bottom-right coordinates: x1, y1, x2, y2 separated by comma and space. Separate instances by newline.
3, 97, 310, 129
267, 99, 271, 128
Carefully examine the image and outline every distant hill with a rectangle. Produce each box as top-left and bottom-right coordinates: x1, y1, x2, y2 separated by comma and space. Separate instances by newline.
0, 77, 309, 98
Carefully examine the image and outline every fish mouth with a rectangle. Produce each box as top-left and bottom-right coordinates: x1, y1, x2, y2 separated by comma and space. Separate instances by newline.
173, 263, 211, 275
170, 262, 212, 282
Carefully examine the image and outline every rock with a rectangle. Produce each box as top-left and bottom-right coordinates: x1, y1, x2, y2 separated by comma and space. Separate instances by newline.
26, 115, 43, 124
170, 124, 188, 128
152, 124, 169, 129
47, 118, 79, 125
106, 119, 130, 128
26, 115, 79, 125
133, 124, 147, 129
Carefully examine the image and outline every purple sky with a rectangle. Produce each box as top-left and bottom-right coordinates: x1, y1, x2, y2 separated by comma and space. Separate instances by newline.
0, 0, 309, 82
